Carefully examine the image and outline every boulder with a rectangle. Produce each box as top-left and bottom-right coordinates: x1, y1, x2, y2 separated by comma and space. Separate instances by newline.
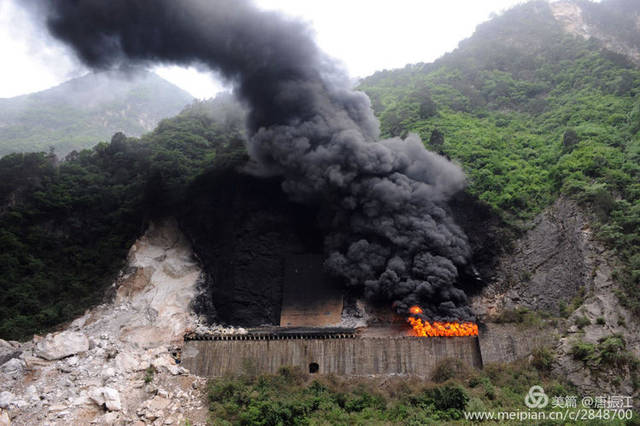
0, 357, 25, 374
0, 392, 13, 409
89, 387, 121, 412
35, 331, 89, 360
0, 409, 9, 426
114, 352, 141, 372
0, 339, 21, 366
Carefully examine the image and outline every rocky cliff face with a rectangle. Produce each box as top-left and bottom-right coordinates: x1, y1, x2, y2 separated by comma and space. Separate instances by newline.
0, 219, 232, 425
473, 197, 594, 316
472, 197, 640, 402
551, 1, 640, 65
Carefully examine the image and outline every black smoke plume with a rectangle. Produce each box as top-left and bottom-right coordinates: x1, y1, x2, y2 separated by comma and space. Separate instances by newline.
32, 0, 474, 320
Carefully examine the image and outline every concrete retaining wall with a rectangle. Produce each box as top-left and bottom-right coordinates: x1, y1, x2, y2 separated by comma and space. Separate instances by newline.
182, 337, 482, 377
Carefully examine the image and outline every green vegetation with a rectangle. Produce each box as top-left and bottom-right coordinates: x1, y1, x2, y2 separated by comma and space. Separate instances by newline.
570, 335, 639, 376
144, 366, 156, 384
0, 95, 246, 340
491, 307, 550, 328
530, 347, 555, 374
0, 70, 192, 156
575, 315, 592, 329
358, 1, 640, 315
205, 360, 585, 425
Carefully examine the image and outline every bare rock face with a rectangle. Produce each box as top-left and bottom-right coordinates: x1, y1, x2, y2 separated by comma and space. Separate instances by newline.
473, 197, 640, 402
0, 358, 25, 375
0, 392, 13, 409
115, 219, 203, 348
180, 171, 325, 327
474, 197, 591, 316
34, 331, 89, 361
551, 1, 640, 65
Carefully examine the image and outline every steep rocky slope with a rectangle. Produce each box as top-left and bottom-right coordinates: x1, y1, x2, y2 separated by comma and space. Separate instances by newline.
473, 197, 640, 401
551, 0, 640, 65
0, 219, 237, 425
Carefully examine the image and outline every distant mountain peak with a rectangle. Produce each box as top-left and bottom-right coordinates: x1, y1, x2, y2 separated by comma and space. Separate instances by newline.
0, 71, 193, 157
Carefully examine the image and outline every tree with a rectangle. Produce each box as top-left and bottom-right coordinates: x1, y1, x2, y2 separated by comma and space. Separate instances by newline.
563, 129, 579, 153
410, 85, 438, 118
430, 129, 445, 148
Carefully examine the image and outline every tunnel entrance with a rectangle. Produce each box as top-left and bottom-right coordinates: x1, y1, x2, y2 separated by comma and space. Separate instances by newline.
181, 171, 329, 327
309, 362, 319, 374
280, 254, 343, 327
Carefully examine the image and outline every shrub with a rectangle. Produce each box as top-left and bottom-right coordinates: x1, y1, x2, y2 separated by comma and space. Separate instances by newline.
597, 335, 632, 369
563, 129, 579, 152
570, 341, 596, 362
575, 315, 591, 329
343, 391, 386, 412
531, 347, 554, 374
493, 307, 545, 328
431, 358, 471, 383
570, 335, 639, 373
465, 397, 487, 413
425, 385, 469, 411
144, 366, 156, 384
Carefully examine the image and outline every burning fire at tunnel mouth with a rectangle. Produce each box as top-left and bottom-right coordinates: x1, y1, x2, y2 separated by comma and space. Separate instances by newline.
407, 306, 479, 337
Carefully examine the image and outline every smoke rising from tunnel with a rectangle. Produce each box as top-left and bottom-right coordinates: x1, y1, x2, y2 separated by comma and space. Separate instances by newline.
32, 0, 474, 320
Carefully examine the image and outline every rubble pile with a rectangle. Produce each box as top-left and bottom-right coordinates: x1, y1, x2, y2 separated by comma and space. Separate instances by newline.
0, 219, 239, 425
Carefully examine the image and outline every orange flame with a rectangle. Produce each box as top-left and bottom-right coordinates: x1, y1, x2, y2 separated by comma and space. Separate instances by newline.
409, 306, 423, 315
407, 306, 478, 337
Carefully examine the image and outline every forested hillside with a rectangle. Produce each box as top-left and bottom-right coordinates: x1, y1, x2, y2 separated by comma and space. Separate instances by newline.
0, 70, 193, 156
0, 95, 246, 339
358, 0, 640, 315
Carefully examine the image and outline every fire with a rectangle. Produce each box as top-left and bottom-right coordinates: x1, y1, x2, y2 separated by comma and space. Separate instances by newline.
409, 306, 423, 315
407, 306, 478, 337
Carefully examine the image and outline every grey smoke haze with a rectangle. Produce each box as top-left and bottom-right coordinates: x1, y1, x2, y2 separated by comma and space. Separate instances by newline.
30, 0, 474, 320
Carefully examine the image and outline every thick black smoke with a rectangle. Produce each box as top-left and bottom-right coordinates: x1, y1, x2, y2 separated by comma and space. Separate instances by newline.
32, 0, 474, 320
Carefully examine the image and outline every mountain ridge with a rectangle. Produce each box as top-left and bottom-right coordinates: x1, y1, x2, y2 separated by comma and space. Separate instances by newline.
0, 70, 193, 156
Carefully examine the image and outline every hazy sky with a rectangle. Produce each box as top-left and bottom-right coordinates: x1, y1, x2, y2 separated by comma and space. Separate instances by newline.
0, 0, 530, 99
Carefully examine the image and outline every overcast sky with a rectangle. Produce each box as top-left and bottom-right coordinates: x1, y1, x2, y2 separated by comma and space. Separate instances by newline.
0, 0, 531, 99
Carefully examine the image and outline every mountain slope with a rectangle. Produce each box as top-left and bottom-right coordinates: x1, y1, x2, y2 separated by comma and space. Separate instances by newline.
0, 0, 638, 351
358, 0, 640, 314
551, 0, 640, 65
0, 1, 639, 417
0, 95, 246, 340
0, 70, 193, 156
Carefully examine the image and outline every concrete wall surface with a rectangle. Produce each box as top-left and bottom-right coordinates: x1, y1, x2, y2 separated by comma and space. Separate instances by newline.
182, 337, 482, 377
